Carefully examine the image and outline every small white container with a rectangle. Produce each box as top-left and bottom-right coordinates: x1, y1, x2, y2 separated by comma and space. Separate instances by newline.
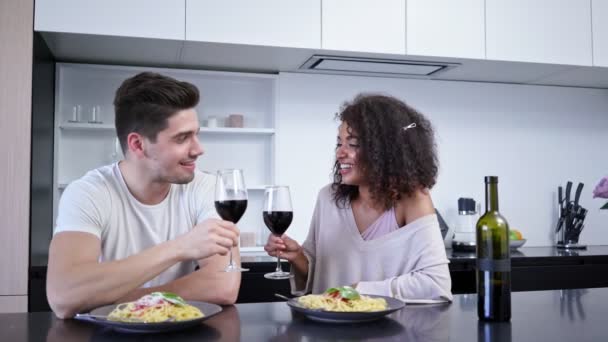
207, 116, 218, 128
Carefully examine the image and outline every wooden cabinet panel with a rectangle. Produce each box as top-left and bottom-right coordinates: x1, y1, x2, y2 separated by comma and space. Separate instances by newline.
0, 296, 28, 313
0, 0, 32, 296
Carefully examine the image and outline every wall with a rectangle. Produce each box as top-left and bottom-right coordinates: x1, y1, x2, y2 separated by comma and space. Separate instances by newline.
276, 72, 608, 247
0, 0, 33, 312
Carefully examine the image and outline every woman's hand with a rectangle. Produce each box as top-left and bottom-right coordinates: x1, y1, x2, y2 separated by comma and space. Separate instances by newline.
264, 234, 302, 262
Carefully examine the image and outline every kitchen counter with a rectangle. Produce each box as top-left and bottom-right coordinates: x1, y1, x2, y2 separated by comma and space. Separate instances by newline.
6, 288, 608, 341
448, 246, 608, 294
29, 246, 608, 310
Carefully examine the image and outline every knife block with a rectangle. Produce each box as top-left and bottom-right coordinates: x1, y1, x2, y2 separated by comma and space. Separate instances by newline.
556, 214, 586, 250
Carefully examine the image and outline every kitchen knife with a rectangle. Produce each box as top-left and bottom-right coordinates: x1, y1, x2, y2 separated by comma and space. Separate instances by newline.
563, 181, 574, 237
567, 208, 587, 242
568, 184, 586, 238
565, 181, 573, 204
556, 186, 565, 233
573, 183, 584, 206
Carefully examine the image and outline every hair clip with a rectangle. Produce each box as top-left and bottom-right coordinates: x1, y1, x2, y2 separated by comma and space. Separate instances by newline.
402, 123, 417, 131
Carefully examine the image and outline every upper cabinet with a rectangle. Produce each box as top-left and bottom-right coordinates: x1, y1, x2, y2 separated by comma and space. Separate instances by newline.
593, 0, 608, 67
486, 0, 592, 66
322, 0, 406, 54
34, 0, 185, 40
186, 0, 320, 49
407, 0, 485, 59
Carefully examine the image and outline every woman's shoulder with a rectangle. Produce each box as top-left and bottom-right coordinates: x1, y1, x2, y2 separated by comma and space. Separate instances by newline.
316, 183, 338, 204
396, 189, 435, 222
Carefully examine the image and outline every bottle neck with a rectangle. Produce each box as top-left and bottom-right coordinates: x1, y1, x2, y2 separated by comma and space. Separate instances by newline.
485, 182, 499, 212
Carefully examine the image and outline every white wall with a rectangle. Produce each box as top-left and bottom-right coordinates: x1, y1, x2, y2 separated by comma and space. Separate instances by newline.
276, 72, 608, 247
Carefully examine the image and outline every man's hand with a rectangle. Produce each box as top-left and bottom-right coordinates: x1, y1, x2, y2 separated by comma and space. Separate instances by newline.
264, 234, 302, 262
176, 218, 239, 260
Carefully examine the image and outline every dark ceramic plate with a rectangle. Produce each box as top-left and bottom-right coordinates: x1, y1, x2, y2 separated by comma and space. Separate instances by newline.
287, 295, 405, 323
74, 301, 222, 333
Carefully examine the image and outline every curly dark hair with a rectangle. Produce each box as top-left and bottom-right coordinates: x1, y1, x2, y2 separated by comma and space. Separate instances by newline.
332, 94, 438, 210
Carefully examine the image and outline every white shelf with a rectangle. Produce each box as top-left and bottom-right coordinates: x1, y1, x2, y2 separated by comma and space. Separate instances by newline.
200, 127, 274, 135
59, 122, 275, 135
60, 122, 114, 130
58, 181, 267, 191
240, 247, 265, 253
248, 185, 270, 190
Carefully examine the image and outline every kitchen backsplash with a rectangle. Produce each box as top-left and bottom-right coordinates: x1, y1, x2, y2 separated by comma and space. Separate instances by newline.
275, 72, 608, 247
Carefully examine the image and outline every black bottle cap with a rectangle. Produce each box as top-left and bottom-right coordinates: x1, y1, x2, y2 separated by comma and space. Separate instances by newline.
485, 176, 499, 184
458, 198, 476, 212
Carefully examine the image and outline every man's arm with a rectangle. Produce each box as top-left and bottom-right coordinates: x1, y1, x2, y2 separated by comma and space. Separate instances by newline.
116, 247, 242, 305
47, 219, 238, 319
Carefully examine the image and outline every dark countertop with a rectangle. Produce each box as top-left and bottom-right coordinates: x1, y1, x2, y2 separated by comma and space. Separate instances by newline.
448, 245, 608, 260
4, 288, 608, 341
29, 246, 608, 310
31, 245, 608, 267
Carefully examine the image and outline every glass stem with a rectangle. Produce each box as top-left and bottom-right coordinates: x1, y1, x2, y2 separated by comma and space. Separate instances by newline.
276, 252, 283, 273
228, 247, 234, 266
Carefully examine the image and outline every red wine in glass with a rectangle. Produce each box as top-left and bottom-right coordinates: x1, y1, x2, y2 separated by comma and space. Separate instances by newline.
263, 211, 293, 236
263, 186, 294, 280
215, 169, 249, 272
216, 200, 248, 223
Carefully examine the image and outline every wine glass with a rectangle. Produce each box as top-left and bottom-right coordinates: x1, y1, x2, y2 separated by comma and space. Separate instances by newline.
215, 169, 249, 272
263, 186, 294, 280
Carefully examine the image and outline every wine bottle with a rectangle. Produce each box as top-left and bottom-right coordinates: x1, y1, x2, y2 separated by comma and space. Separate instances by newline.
476, 176, 511, 321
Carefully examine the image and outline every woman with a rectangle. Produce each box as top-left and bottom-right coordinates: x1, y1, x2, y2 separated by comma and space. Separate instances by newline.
265, 94, 452, 301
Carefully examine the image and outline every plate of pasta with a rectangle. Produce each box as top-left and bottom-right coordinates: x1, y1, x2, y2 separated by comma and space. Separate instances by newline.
75, 292, 222, 333
287, 286, 405, 323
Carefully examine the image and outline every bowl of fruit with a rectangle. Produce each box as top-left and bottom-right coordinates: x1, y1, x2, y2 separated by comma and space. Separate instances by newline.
509, 229, 526, 249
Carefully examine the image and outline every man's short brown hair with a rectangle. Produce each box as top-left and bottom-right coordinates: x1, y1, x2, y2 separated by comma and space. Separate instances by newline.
114, 72, 200, 152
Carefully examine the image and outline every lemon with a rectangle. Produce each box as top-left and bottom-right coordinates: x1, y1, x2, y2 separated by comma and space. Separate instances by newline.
509, 229, 523, 241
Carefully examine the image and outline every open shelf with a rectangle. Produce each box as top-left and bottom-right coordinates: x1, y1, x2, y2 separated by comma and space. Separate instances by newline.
59, 122, 275, 135
54, 63, 278, 250
59, 182, 268, 191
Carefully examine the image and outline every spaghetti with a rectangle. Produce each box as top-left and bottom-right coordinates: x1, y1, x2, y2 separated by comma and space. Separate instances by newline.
107, 292, 203, 323
297, 286, 388, 312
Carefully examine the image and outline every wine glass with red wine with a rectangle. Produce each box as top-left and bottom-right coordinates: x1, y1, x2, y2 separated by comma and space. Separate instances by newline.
215, 169, 249, 272
263, 185, 294, 280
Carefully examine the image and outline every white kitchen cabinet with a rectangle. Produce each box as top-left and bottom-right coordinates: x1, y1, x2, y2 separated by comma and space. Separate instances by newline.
486, 0, 592, 66
407, 0, 485, 59
54, 64, 279, 249
592, 0, 608, 67
322, 0, 406, 54
186, 0, 320, 49
34, 0, 185, 40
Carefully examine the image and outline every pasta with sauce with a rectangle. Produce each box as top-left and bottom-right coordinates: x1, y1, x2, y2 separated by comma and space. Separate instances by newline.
107, 292, 203, 323
297, 286, 388, 312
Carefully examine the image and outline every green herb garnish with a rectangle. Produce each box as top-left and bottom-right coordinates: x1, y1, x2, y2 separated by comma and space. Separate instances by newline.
324, 286, 361, 300
152, 292, 186, 306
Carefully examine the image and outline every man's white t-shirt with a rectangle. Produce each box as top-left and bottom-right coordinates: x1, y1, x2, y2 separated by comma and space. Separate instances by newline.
54, 163, 218, 287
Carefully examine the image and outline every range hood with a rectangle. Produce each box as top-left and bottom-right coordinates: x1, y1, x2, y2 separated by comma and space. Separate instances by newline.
299, 55, 459, 78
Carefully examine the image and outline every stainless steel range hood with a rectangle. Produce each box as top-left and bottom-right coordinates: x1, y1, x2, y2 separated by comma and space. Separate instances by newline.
299, 55, 459, 78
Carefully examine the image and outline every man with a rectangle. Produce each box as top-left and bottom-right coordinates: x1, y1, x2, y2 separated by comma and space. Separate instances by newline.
47, 72, 241, 319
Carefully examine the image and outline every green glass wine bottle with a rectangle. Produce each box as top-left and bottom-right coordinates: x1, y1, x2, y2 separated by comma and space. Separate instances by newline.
476, 176, 511, 321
